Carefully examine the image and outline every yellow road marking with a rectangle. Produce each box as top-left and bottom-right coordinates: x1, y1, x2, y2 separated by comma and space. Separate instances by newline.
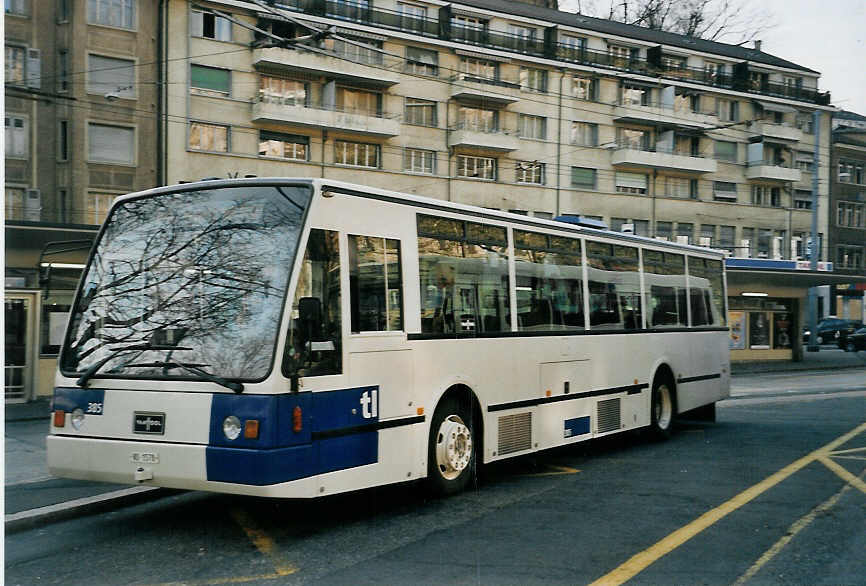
525, 464, 581, 477
820, 456, 866, 495
230, 508, 298, 577
828, 446, 866, 455
731, 467, 864, 586
589, 421, 866, 586
830, 454, 866, 462
153, 572, 288, 585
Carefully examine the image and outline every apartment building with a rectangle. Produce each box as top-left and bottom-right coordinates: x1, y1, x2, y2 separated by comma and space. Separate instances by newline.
163, 0, 832, 262
4, 0, 158, 401
829, 115, 866, 321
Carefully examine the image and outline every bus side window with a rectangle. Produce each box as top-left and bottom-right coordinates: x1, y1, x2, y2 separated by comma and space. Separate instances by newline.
349, 235, 403, 333
283, 229, 342, 378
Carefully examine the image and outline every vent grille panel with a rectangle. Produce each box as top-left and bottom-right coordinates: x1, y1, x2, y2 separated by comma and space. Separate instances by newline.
498, 412, 532, 455
597, 398, 621, 434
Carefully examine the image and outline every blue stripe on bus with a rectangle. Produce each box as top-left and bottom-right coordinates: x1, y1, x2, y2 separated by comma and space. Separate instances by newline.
206, 386, 380, 486
52, 387, 106, 414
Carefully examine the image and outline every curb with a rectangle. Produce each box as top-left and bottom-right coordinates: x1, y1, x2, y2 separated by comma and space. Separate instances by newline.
4, 486, 175, 533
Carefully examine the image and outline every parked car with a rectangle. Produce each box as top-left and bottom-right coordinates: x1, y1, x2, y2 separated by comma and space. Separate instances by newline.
802, 318, 864, 345
840, 326, 866, 352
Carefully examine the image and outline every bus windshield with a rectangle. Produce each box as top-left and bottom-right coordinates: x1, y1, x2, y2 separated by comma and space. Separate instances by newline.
60, 184, 311, 382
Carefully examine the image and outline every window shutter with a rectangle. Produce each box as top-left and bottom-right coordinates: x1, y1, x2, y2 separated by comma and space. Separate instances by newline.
89, 124, 134, 164
26, 48, 41, 89
191, 65, 230, 93
615, 172, 647, 190
89, 55, 135, 97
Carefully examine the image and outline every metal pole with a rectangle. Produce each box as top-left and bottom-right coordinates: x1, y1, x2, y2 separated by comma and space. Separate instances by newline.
807, 109, 820, 352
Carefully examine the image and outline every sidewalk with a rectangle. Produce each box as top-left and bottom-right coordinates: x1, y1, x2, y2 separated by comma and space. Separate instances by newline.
731, 346, 866, 375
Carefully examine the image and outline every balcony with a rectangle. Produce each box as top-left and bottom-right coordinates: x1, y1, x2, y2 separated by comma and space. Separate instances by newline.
450, 75, 520, 107
252, 47, 399, 88
611, 146, 717, 174
252, 98, 400, 137
448, 126, 520, 152
755, 122, 803, 143
746, 162, 802, 182
613, 101, 717, 131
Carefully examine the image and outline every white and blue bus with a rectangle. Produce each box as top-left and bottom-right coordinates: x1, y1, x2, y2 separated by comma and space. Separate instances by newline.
48, 178, 730, 497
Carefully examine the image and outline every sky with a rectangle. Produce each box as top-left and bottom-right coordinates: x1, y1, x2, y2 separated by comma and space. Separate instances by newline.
558, 0, 866, 115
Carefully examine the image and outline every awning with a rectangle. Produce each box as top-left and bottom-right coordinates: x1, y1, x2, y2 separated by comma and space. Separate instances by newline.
754, 100, 798, 114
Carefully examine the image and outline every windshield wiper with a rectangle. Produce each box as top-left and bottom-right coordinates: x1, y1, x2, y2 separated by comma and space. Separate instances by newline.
125, 361, 244, 394
76, 343, 192, 388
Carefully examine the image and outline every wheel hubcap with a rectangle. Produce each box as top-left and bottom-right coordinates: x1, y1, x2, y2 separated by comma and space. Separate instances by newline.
654, 384, 672, 430
435, 415, 472, 480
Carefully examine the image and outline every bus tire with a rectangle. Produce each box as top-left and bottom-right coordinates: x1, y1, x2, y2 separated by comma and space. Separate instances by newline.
650, 378, 675, 439
427, 395, 477, 496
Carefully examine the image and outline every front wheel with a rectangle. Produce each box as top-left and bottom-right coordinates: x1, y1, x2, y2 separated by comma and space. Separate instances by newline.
650, 380, 675, 439
427, 395, 477, 496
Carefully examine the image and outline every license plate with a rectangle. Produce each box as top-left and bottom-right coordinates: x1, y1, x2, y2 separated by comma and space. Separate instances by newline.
133, 412, 165, 435
130, 452, 159, 465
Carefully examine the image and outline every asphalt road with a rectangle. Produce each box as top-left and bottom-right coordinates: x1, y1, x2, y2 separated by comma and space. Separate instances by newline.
5, 377, 866, 585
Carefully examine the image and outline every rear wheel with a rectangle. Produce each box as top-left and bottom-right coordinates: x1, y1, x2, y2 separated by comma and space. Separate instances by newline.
427, 395, 477, 496
650, 379, 675, 439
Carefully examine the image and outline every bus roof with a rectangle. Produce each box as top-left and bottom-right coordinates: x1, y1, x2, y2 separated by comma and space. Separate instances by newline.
115, 177, 726, 260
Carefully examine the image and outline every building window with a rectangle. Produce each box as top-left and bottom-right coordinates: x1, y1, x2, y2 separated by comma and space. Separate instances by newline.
794, 189, 812, 209
404, 98, 436, 127
457, 155, 496, 180
190, 64, 230, 96
188, 121, 228, 152
518, 114, 546, 140
572, 76, 596, 101
753, 186, 783, 207
621, 83, 649, 106
662, 54, 687, 70
459, 56, 497, 80
259, 76, 307, 105
190, 9, 231, 40
570, 121, 598, 146
458, 106, 497, 132
713, 181, 738, 201
88, 0, 135, 29
561, 36, 586, 60
335, 140, 379, 168
700, 224, 716, 246
57, 120, 69, 161
837, 246, 864, 269
837, 202, 864, 228
609, 45, 634, 68
571, 167, 596, 189
676, 223, 693, 244
5, 116, 29, 158
714, 140, 737, 162
404, 148, 435, 174
5, 45, 26, 85
88, 123, 134, 164
655, 221, 672, 240
5, 0, 28, 15
839, 161, 864, 184
795, 112, 814, 133
451, 15, 487, 43
405, 46, 438, 76
398, 2, 427, 33
87, 192, 117, 225
664, 177, 693, 199
718, 98, 739, 122
520, 67, 547, 92
58, 0, 70, 22
719, 226, 736, 250
332, 37, 383, 65
795, 151, 814, 172
258, 131, 308, 161
704, 62, 725, 82
616, 127, 650, 150
516, 161, 544, 184
57, 49, 69, 92
508, 24, 536, 52
87, 54, 135, 98
337, 87, 381, 116
615, 172, 647, 194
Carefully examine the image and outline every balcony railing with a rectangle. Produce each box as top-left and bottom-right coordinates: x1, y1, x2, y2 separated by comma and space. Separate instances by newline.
270, 2, 831, 106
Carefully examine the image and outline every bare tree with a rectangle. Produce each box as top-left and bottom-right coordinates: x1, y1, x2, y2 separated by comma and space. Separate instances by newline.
562, 0, 775, 46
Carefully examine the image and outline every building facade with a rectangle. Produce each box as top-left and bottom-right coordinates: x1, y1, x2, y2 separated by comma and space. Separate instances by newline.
829, 115, 866, 322
4, 0, 158, 401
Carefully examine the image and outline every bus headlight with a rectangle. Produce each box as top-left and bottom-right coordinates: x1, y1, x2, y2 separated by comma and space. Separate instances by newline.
223, 416, 242, 441
71, 408, 85, 430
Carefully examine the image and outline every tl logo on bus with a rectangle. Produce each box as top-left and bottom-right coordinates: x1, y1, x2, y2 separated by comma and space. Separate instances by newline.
359, 390, 378, 419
